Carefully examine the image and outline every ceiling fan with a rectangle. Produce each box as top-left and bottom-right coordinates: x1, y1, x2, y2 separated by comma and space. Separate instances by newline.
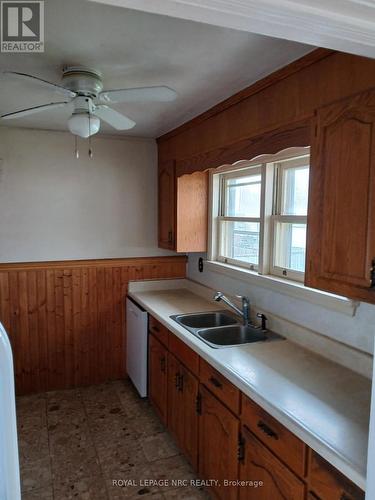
0, 67, 177, 138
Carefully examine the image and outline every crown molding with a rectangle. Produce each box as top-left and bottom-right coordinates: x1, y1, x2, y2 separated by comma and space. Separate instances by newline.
89, 0, 375, 58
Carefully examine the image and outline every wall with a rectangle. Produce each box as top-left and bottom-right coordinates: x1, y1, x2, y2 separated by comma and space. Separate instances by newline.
188, 253, 375, 378
0, 256, 187, 395
0, 127, 174, 263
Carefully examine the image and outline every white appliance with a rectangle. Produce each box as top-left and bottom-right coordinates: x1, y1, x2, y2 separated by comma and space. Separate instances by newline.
365, 337, 375, 498
126, 298, 148, 397
0, 322, 21, 500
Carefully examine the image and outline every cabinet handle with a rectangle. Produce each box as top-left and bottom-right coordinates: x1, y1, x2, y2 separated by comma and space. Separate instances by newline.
370, 260, 375, 288
195, 392, 202, 415
178, 374, 184, 392
151, 325, 160, 333
168, 230, 173, 243
237, 434, 245, 463
257, 420, 279, 440
209, 376, 223, 388
175, 372, 180, 388
160, 357, 166, 373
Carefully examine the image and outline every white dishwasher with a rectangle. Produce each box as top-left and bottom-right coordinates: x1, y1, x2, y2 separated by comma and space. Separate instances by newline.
126, 297, 148, 397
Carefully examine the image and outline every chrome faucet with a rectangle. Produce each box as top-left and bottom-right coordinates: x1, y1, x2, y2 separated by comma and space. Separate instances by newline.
213, 291, 250, 326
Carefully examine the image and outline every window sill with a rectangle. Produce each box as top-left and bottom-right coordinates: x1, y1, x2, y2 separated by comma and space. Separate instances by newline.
205, 260, 359, 316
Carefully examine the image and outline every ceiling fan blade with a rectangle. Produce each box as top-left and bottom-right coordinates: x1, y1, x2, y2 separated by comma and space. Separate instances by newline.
93, 106, 135, 130
1, 102, 69, 120
99, 86, 177, 104
2, 71, 76, 98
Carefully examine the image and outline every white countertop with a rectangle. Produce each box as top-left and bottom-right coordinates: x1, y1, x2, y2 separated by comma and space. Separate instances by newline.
128, 280, 371, 490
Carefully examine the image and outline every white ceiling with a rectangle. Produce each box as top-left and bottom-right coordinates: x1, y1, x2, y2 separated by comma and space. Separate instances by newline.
0, 0, 312, 138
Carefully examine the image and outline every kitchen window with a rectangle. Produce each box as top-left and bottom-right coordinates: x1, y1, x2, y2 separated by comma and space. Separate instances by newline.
217, 167, 263, 270
210, 149, 310, 283
270, 156, 309, 281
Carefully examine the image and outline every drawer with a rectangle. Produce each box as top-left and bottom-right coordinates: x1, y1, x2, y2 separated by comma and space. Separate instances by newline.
241, 395, 307, 478
240, 426, 305, 500
309, 451, 365, 500
200, 358, 240, 414
149, 316, 169, 347
168, 333, 199, 377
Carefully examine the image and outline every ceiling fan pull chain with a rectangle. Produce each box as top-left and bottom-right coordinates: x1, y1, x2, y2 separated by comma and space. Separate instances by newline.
74, 135, 79, 159
88, 115, 93, 159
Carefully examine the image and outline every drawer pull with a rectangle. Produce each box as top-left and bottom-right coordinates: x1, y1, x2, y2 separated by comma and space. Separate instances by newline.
175, 372, 180, 388
196, 392, 202, 415
209, 376, 223, 388
151, 325, 160, 333
178, 374, 184, 392
257, 420, 279, 440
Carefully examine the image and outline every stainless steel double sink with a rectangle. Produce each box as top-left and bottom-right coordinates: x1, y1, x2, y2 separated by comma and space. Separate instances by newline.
170, 311, 282, 349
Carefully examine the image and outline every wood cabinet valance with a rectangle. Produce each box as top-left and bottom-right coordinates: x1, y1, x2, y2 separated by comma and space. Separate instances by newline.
175, 119, 311, 176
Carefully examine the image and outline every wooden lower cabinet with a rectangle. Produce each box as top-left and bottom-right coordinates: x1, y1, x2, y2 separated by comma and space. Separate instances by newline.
148, 333, 168, 424
147, 318, 364, 500
241, 395, 306, 478
309, 451, 365, 500
199, 386, 239, 500
167, 354, 199, 468
180, 362, 199, 468
239, 425, 305, 500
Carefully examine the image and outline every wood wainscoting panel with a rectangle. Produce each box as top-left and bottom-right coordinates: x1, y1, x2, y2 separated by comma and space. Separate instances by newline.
0, 256, 187, 395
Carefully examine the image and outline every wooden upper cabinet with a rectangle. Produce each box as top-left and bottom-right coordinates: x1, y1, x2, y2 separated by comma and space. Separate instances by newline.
306, 89, 375, 303
158, 159, 208, 253
158, 159, 176, 250
176, 171, 208, 253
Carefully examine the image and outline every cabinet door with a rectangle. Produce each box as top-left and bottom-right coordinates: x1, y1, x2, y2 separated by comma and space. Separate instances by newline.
158, 159, 176, 250
306, 89, 375, 303
148, 334, 168, 424
199, 386, 239, 500
180, 363, 199, 469
239, 426, 305, 500
167, 356, 199, 469
309, 451, 364, 500
167, 354, 184, 444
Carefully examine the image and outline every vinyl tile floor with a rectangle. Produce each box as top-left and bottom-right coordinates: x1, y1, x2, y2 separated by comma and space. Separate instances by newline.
16, 379, 210, 500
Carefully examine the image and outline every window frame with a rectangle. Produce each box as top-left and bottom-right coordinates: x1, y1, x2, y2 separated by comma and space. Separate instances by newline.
217, 165, 264, 271
208, 148, 310, 283
269, 155, 310, 283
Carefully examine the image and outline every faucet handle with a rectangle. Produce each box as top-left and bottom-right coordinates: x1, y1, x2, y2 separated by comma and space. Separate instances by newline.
236, 295, 249, 303
256, 313, 268, 331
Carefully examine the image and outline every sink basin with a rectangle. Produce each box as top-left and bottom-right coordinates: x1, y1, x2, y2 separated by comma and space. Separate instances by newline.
172, 311, 238, 329
170, 311, 283, 348
197, 324, 267, 348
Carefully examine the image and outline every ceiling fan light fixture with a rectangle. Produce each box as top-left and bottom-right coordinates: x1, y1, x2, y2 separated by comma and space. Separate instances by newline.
68, 113, 100, 138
